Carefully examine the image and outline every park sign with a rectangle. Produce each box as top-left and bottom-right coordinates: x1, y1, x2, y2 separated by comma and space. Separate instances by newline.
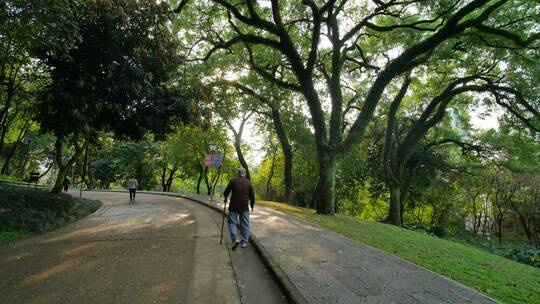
204, 154, 212, 167
213, 155, 221, 167
204, 154, 222, 167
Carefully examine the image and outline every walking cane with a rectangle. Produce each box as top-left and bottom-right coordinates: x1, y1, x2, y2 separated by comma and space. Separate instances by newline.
220, 199, 227, 245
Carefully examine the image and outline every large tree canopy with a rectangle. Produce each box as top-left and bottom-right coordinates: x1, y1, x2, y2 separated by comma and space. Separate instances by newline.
38, 0, 189, 141
175, 0, 540, 220
0, 0, 79, 159
34, 0, 196, 192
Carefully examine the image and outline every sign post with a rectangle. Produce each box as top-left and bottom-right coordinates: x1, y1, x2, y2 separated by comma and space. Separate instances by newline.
208, 144, 218, 202
220, 199, 227, 245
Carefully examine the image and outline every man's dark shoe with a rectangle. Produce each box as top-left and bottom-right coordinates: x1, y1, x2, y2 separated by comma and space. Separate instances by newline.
241, 242, 248, 248
232, 240, 240, 250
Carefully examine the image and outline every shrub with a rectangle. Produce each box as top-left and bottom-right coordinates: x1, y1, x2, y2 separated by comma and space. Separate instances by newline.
428, 225, 447, 238
0, 184, 101, 234
0, 175, 23, 182
505, 246, 540, 268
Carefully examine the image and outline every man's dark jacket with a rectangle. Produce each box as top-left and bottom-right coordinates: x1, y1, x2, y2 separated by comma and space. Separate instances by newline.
223, 177, 255, 213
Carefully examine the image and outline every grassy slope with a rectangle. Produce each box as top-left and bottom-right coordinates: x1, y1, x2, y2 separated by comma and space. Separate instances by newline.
259, 201, 540, 304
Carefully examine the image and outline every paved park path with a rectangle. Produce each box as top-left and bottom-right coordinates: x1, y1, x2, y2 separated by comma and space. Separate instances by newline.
181, 194, 499, 304
0, 192, 286, 304
249, 207, 498, 304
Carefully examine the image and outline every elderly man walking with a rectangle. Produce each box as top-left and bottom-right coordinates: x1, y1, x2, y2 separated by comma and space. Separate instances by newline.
224, 167, 255, 250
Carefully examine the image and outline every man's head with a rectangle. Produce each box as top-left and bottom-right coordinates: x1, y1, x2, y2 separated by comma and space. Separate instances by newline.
237, 167, 246, 177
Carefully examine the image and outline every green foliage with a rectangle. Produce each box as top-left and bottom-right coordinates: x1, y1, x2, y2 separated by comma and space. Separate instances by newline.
89, 135, 160, 190
0, 228, 30, 242
253, 148, 284, 200
0, 1, 77, 178
0, 175, 22, 182
86, 125, 237, 193
479, 129, 540, 173
506, 247, 540, 268
36, 0, 191, 140
1, 2, 539, 296
0, 183, 101, 234
450, 231, 540, 269
1, 0, 80, 61
335, 143, 370, 216
91, 159, 117, 189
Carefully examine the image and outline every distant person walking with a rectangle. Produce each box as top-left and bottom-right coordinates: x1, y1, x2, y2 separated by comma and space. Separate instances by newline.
224, 168, 255, 250
63, 178, 70, 192
128, 178, 138, 202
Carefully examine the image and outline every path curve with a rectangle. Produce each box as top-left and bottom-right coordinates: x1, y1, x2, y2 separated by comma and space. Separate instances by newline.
0, 191, 285, 304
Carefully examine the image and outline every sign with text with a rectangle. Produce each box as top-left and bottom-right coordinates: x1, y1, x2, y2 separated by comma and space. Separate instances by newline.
204, 154, 212, 167
213, 155, 221, 167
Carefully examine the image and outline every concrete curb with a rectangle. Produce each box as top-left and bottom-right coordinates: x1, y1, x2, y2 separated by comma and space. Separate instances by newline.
86, 190, 307, 304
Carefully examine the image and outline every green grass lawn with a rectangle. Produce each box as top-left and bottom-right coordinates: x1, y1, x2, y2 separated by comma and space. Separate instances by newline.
259, 201, 540, 304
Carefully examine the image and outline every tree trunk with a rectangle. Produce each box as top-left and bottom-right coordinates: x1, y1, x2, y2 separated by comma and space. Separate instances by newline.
1, 143, 15, 175
517, 212, 535, 244
533, 216, 540, 247
386, 159, 405, 226
80, 144, 89, 189
161, 166, 167, 192
196, 162, 203, 194
51, 137, 86, 193
52, 164, 70, 193
385, 160, 411, 227
313, 152, 336, 215
482, 205, 489, 238
1, 119, 29, 175
266, 147, 276, 200
388, 183, 402, 226
283, 152, 294, 202
225, 114, 252, 180
399, 196, 406, 226
469, 191, 480, 233
497, 215, 503, 245
136, 164, 143, 190
165, 167, 177, 192
475, 208, 483, 234
510, 200, 537, 245
382, 78, 410, 226
211, 148, 226, 196
204, 166, 211, 195
211, 164, 222, 196
0, 123, 8, 157
228, 83, 294, 202
0, 63, 21, 156
17, 149, 30, 178
272, 107, 294, 203
233, 137, 250, 180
